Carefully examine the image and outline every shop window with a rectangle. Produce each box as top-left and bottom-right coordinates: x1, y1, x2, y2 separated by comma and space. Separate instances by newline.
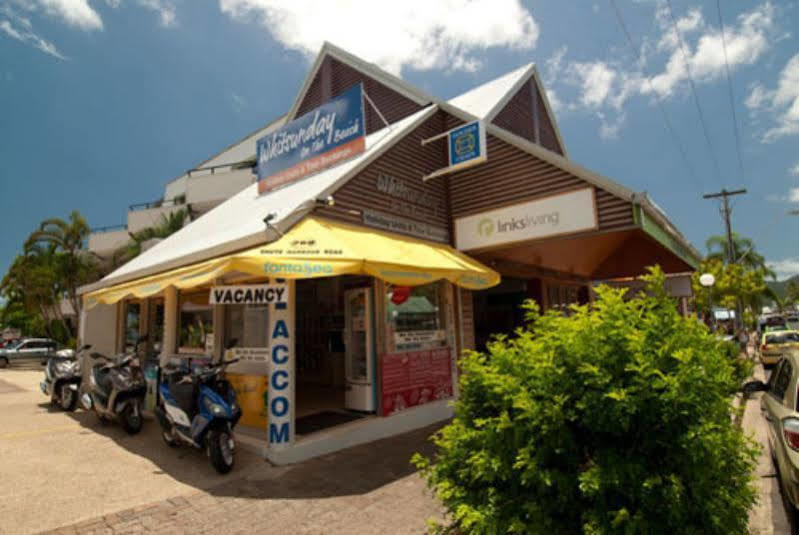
123, 302, 141, 352
148, 299, 164, 353
178, 290, 213, 354
224, 304, 269, 349
386, 283, 446, 353
546, 283, 587, 315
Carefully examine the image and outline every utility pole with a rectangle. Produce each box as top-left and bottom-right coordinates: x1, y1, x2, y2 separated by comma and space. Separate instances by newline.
703, 188, 747, 329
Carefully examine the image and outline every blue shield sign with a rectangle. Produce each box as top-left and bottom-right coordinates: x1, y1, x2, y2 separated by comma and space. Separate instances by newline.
448, 121, 485, 168
257, 83, 366, 194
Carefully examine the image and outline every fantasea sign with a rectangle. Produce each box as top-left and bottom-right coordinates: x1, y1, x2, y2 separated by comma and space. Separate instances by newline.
257, 83, 366, 194
209, 284, 288, 305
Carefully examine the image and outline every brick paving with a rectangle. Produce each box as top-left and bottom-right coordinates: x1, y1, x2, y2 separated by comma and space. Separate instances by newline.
41, 424, 446, 535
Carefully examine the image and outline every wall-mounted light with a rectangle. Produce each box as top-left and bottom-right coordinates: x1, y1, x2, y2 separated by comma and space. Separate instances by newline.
263, 213, 283, 237
315, 196, 335, 207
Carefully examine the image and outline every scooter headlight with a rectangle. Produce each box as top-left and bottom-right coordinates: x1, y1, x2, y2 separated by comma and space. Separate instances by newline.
203, 397, 227, 416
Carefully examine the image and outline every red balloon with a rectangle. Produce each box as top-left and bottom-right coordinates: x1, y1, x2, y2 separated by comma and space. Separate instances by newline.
391, 286, 411, 305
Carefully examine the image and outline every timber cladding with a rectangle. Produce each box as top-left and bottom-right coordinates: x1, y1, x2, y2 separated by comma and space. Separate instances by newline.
295, 57, 423, 136
316, 110, 452, 241
447, 134, 634, 233
491, 79, 563, 155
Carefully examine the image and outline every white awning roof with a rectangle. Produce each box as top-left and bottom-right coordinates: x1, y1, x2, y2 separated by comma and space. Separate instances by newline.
448, 63, 533, 120
83, 105, 438, 293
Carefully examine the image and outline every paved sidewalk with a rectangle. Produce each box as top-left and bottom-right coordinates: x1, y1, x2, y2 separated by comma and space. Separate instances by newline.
42, 423, 446, 535
745, 363, 792, 534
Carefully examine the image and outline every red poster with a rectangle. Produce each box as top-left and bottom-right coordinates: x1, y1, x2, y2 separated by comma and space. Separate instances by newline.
380, 348, 453, 416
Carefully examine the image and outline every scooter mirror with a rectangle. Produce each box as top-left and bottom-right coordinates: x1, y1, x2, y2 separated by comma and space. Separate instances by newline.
80, 344, 92, 351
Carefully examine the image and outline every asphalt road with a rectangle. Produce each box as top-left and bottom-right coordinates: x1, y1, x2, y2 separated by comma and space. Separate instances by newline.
0, 367, 271, 535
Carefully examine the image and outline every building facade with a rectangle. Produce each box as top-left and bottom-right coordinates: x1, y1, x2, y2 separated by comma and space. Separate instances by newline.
78, 43, 700, 464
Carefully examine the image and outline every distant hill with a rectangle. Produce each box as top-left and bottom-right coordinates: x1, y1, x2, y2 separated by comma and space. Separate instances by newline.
767, 274, 799, 299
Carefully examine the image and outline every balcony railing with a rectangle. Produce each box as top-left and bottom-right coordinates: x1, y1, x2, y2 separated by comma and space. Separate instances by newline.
90, 224, 128, 234
129, 195, 186, 212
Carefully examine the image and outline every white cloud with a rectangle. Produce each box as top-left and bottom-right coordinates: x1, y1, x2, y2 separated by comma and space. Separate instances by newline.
597, 111, 625, 140
746, 54, 799, 141
546, 2, 776, 140
217, 0, 539, 75
643, 2, 774, 99
12, 0, 104, 30
136, 0, 176, 27
791, 163, 799, 176
768, 258, 799, 279
0, 7, 67, 59
570, 61, 616, 108
790, 188, 799, 202
231, 92, 246, 112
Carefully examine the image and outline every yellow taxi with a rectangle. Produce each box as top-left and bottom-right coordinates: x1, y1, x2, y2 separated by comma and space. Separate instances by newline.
760, 330, 799, 367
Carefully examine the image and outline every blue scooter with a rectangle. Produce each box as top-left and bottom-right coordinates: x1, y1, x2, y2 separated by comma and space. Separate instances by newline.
155, 356, 242, 473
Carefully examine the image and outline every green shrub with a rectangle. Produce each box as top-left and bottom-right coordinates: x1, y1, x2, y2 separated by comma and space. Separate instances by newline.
413, 267, 758, 534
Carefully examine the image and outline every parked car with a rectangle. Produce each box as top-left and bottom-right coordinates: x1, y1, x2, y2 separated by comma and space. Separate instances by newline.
0, 338, 57, 368
760, 331, 799, 367
746, 356, 799, 521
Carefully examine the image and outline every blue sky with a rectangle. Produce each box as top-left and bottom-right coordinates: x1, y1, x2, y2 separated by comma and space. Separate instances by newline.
1, 0, 798, 280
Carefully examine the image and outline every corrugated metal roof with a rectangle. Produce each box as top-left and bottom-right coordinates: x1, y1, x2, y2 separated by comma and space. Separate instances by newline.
447, 64, 533, 119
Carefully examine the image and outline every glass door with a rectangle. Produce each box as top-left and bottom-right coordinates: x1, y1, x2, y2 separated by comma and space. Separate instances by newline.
344, 288, 374, 411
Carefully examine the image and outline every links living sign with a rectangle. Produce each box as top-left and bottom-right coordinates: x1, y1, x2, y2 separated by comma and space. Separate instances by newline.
454, 188, 598, 250
256, 83, 366, 194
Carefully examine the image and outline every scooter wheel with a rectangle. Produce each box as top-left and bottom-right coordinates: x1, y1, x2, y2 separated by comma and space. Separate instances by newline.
162, 428, 179, 448
207, 425, 235, 474
121, 402, 143, 435
59, 385, 78, 411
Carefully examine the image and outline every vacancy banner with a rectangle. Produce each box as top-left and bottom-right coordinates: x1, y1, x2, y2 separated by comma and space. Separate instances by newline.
256, 83, 366, 193
381, 348, 453, 416
209, 284, 288, 305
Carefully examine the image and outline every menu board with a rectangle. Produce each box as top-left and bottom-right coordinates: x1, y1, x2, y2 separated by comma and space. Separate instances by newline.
380, 348, 453, 416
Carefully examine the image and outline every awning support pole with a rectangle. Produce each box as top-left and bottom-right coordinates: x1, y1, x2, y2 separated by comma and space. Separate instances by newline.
160, 286, 178, 368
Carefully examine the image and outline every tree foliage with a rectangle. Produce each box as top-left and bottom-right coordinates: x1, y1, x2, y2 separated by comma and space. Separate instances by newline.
413, 267, 757, 535
111, 208, 189, 268
705, 232, 774, 279
691, 258, 769, 329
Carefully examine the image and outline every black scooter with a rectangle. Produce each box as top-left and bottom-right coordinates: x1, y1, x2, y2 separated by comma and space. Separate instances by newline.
81, 336, 147, 434
40, 344, 90, 411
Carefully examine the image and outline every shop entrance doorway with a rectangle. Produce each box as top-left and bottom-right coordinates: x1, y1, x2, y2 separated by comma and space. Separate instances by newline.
472, 278, 537, 351
472, 277, 590, 351
295, 277, 373, 437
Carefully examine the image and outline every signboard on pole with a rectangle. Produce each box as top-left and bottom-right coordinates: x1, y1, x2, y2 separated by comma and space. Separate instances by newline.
256, 83, 366, 193
422, 120, 487, 181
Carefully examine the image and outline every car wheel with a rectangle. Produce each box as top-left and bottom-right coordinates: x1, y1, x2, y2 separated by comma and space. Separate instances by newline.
0, 357, 8, 368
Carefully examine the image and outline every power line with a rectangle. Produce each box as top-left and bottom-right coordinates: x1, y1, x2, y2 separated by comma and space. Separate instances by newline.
665, 0, 724, 188
608, 0, 705, 195
716, 0, 746, 188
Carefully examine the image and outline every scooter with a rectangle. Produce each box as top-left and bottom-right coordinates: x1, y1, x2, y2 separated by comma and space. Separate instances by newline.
40, 344, 90, 411
80, 336, 147, 434
155, 353, 242, 474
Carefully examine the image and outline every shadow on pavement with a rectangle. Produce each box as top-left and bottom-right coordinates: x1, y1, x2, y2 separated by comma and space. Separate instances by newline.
59, 400, 442, 500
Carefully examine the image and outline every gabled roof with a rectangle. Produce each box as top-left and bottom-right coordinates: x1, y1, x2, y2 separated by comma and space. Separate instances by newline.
83, 106, 438, 291
285, 42, 435, 121
448, 63, 533, 121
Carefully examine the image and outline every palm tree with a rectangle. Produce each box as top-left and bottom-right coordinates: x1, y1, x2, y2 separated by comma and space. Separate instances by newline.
706, 233, 776, 279
24, 211, 97, 331
112, 208, 190, 268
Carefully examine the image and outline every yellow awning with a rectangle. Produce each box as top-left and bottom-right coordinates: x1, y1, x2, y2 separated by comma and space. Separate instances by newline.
84, 217, 500, 308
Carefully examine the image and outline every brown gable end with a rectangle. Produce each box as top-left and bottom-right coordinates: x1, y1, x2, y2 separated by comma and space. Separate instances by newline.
491, 78, 564, 156
295, 56, 423, 136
